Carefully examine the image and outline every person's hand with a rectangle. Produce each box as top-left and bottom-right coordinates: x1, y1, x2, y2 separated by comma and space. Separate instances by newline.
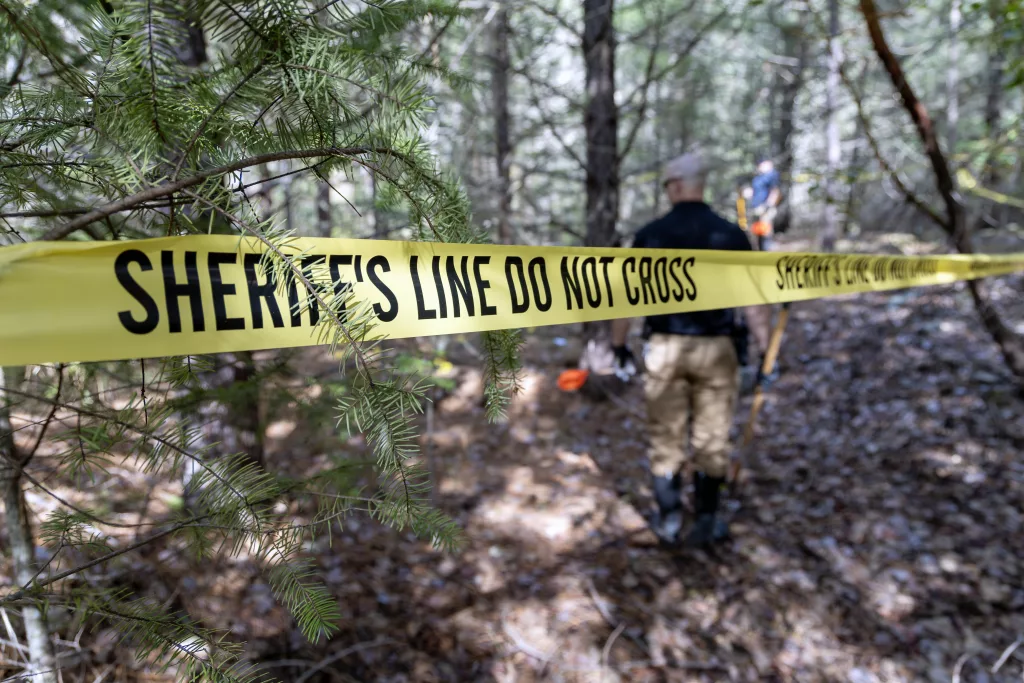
612, 345, 637, 381
756, 364, 779, 387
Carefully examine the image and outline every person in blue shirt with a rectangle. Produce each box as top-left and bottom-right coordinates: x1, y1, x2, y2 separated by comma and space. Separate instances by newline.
749, 156, 781, 251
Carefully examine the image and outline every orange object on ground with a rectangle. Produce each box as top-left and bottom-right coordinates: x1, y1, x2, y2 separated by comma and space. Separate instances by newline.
557, 369, 590, 392
751, 220, 771, 237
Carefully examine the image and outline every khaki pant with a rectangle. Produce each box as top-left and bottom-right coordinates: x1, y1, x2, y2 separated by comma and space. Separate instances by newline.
644, 334, 739, 478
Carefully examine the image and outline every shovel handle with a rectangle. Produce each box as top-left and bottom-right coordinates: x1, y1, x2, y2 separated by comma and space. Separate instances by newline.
730, 304, 790, 486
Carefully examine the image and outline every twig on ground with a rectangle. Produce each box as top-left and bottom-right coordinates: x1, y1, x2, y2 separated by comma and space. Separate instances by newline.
293, 640, 395, 683
90, 664, 114, 682
601, 623, 625, 681
502, 622, 556, 666
584, 576, 617, 628
0, 611, 27, 663
953, 652, 973, 683
993, 637, 1023, 673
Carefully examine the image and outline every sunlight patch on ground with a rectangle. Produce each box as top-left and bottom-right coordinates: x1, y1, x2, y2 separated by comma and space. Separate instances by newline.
476, 496, 575, 544
264, 419, 296, 440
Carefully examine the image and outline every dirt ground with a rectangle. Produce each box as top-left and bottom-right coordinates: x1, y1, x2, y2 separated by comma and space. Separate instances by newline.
3, 227, 1024, 682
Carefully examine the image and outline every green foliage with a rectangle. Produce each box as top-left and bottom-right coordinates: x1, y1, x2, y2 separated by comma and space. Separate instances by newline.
81, 588, 268, 682
268, 560, 341, 643
1002, 0, 1024, 88
0, 0, 521, 679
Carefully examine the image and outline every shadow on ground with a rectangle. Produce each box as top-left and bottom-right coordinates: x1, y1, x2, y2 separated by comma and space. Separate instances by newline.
3, 231, 1023, 682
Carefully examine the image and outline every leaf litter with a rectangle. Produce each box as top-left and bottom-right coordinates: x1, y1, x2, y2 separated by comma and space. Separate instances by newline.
2, 231, 1023, 682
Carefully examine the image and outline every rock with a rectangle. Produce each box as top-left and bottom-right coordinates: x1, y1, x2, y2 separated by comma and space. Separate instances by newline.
939, 554, 960, 573
916, 554, 940, 575
848, 667, 880, 683
980, 578, 1010, 604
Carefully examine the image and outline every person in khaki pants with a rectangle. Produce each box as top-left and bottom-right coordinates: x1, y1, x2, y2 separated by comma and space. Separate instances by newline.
611, 151, 770, 546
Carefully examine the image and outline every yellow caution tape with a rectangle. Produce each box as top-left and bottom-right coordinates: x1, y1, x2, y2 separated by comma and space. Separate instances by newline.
1, 236, 1023, 366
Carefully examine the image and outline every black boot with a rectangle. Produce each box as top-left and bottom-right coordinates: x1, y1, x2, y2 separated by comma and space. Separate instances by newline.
684, 472, 729, 546
650, 473, 683, 544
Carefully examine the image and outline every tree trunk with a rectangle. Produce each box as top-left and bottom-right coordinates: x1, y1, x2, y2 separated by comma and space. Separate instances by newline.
768, 68, 778, 158
947, 0, 961, 156
775, 26, 808, 236
492, 5, 513, 245
843, 64, 871, 236
199, 354, 263, 466
317, 182, 331, 238
0, 366, 58, 683
282, 170, 295, 235
822, 0, 841, 251
371, 170, 386, 239
183, 353, 264, 504
652, 79, 664, 216
860, 0, 1024, 379
977, 0, 1006, 230
579, 0, 619, 372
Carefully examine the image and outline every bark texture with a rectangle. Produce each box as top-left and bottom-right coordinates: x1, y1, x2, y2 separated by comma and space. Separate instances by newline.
580, 0, 620, 371
822, 0, 842, 251
317, 182, 332, 238
774, 25, 808, 236
1, 366, 58, 683
492, 5, 513, 245
860, 0, 1024, 380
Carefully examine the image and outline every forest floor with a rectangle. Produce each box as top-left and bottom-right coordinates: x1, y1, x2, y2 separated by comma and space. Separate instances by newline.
3, 227, 1024, 682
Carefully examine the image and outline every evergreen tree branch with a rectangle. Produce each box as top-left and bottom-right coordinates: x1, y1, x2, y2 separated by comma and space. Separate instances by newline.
806, 0, 950, 231
619, 11, 663, 162
0, 385, 265, 527
21, 466, 190, 530
0, 200, 180, 219
145, 0, 167, 145
25, 364, 63, 461
215, 0, 269, 39
171, 60, 266, 181
181, 191, 380, 381
0, 1, 89, 95
339, 157, 447, 242
0, 520, 193, 606
618, 5, 730, 119
40, 146, 393, 241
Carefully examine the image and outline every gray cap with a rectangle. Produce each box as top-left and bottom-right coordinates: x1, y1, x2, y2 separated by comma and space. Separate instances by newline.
662, 151, 707, 184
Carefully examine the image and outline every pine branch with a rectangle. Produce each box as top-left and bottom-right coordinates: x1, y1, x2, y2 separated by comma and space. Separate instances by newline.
619, 11, 663, 162
0, 1, 90, 95
0, 386, 268, 531
171, 60, 266, 181
22, 467, 193, 530
807, 0, 949, 231
0, 200, 181, 219
145, 0, 167, 144
618, 5, 730, 118
41, 146, 394, 241
181, 191, 379, 380
25, 364, 63, 461
0, 520, 193, 606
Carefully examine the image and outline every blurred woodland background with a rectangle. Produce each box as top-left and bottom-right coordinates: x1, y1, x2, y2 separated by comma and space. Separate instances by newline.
1, 0, 1024, 681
